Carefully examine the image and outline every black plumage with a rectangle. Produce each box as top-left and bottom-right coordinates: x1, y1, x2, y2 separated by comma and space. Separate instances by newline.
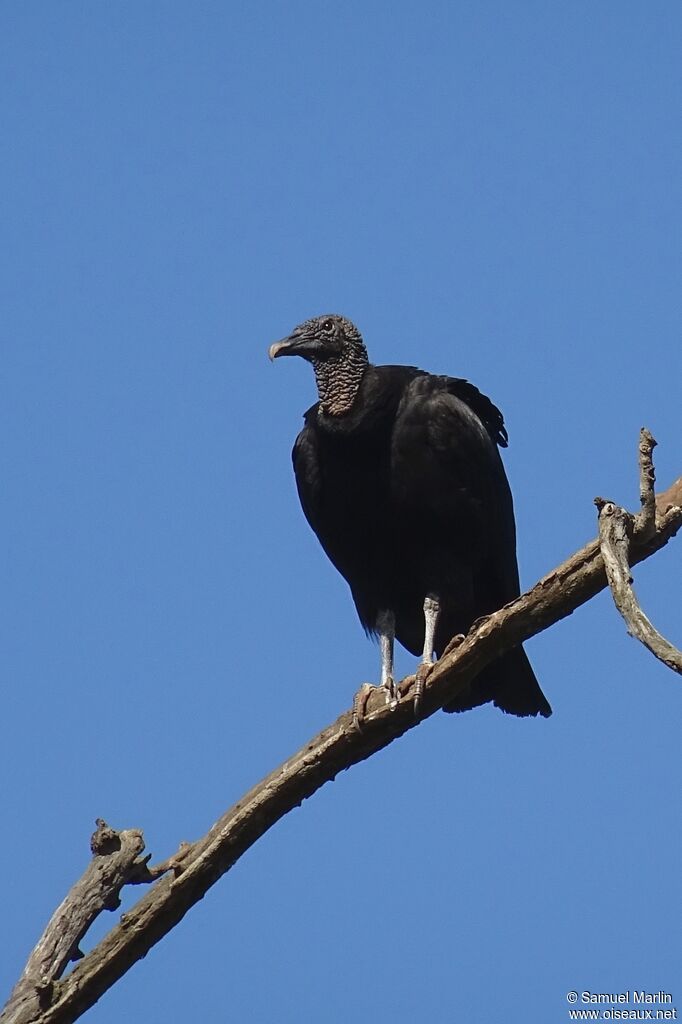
270, 314, 550, 718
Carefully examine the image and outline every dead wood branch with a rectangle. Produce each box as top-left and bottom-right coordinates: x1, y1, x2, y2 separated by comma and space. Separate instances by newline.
3, 467, 681, 1024
3, 822, 148, 1024
597, 500, 682, 675
594, 429, 681, 675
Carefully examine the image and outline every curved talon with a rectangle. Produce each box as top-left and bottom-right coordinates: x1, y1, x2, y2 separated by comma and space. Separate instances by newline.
352, 683, 375, 732
413, 662, 432, 716
397, 674, 415, 699
441, 633, 466, 658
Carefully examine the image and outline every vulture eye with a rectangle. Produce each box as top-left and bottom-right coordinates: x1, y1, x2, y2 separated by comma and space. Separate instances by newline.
321, 319, 334, 333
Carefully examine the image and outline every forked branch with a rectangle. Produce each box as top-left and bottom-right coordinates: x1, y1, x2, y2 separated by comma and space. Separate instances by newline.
596, 430, 682, 675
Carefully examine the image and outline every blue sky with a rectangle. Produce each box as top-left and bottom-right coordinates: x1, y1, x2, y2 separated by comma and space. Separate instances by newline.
1, 3, 680, 1021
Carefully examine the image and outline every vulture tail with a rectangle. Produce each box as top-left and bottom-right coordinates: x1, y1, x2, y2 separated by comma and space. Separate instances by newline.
443, 645, 551, 718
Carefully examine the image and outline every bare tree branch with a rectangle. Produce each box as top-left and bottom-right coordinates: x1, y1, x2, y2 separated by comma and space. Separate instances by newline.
3, 462, 681, 1024
597, 500, 682, 674
593, 428, 681, 676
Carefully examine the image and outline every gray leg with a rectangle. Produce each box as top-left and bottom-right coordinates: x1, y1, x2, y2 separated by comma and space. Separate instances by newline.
377, 608, 396, 702
422, 594, 440, 666
352, 608, 396, 731
414, 594, 440, 714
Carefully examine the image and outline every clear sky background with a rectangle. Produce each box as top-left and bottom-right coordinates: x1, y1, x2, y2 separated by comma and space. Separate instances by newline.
2, 3, 681, 1022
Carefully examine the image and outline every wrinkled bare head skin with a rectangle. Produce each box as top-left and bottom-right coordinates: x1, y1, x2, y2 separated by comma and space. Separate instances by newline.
269, 314, 369, 415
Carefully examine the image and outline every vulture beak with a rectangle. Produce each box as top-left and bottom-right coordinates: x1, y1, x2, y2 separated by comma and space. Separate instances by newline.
268, 332, 319, 361
268, 337, 296, 360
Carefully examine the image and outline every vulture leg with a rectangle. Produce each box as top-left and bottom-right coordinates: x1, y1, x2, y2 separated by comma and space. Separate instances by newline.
422, 594, 440, 663
351, 609, 396, 732
414, 594, 440, 714
378, 608, 396, 701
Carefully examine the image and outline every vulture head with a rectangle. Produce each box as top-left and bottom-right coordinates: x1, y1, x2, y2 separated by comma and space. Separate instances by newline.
269, 314, 366, 365
269, 314, 370, 416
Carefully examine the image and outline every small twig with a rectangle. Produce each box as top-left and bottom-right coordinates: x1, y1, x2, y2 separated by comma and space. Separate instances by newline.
145, 842, 194, 880
634, 427, 658, 540
597, 499, 682, 675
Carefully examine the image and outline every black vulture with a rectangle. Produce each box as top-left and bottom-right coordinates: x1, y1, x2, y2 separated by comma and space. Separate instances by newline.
269, 314, 551, 719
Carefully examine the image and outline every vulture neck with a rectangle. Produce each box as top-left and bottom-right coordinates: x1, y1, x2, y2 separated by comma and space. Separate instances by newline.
312, 349, 369, 417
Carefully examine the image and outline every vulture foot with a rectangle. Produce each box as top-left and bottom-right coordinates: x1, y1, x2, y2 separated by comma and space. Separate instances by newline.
351, 680, 397, 732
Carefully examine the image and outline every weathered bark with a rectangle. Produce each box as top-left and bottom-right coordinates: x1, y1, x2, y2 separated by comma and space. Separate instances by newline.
3, 468, 680, 1024
635, 427, 658, 539
598, 500, 682, 672
3, 822, 147, 1024
594, 430, 681, 674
